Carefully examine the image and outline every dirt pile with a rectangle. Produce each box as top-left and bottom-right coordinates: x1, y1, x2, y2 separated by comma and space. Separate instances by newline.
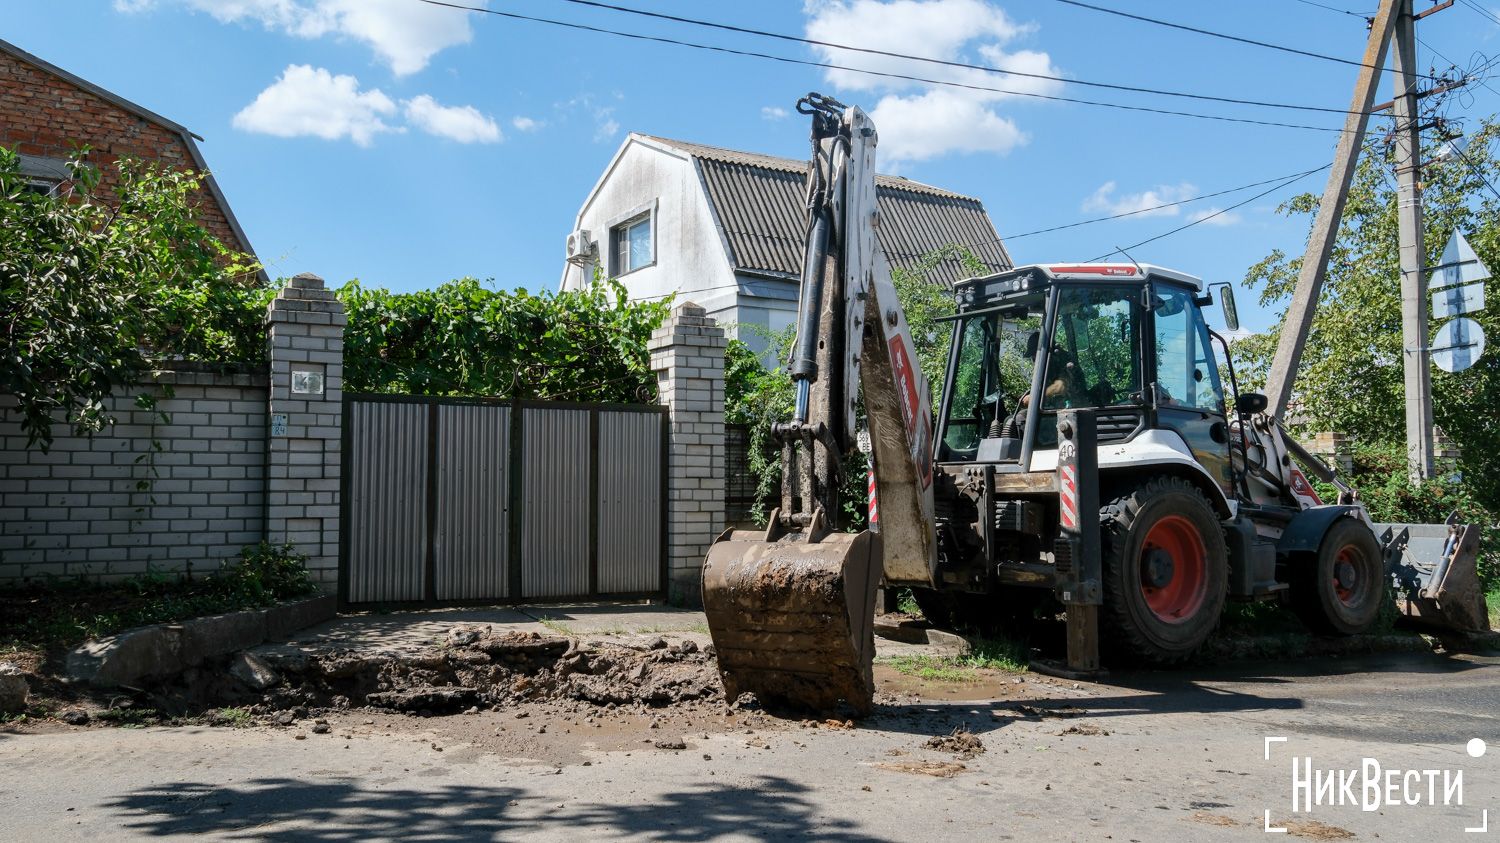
228, 627, 724, 716
924, 726, 985, 758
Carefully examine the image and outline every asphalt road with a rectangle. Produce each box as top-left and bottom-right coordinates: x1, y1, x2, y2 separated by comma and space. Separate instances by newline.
3, 650, 1498, 841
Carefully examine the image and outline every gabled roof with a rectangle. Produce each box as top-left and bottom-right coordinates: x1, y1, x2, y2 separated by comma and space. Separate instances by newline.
0, 37, 260, 271
637, 134, 1011, 288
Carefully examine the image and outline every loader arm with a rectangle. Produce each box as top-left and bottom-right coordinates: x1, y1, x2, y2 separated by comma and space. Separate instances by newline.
701, 95, 936, 714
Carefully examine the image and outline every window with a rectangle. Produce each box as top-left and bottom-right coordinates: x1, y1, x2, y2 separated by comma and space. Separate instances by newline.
611, 213, 653, 275
1152, 285, 1223, 412
21, 178, 59, 197
1042, 286, 1140, 411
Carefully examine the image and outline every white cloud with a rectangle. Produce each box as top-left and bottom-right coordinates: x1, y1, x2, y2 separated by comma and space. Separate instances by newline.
117, 0, 481, 75
761, 106, 790, 120
511, 116, 543, 132
869, 89, 1025, 163
803, 0, 1060, 162
233, 64, 397, 146
1188, 207, 1242, 226
1082, 181, 1197, 217
404, 94, 501, 143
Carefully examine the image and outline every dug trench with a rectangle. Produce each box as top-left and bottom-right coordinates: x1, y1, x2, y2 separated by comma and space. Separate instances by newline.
11, 622, 1100, 765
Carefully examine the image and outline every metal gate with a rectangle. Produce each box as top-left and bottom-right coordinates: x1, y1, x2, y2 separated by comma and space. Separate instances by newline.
339, 395, 666, 607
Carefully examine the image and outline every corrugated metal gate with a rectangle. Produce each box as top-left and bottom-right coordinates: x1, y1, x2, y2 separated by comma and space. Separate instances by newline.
340, 395, 666, 607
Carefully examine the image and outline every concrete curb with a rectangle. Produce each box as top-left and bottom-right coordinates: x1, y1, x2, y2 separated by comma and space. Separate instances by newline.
65, 595, 337, 688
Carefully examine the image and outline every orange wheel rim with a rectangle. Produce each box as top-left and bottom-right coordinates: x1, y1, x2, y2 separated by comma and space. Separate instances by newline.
1140, 515, 1208, 624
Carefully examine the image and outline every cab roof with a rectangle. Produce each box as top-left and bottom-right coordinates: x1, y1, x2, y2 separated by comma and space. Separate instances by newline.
956, 262, 1204, 291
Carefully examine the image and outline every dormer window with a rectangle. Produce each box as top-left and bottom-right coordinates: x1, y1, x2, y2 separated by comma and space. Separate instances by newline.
611, 211, 654, 276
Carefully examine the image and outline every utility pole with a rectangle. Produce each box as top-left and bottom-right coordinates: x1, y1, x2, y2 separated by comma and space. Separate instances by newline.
1392, 0, 1436, 481
1264, 0, 1398, 418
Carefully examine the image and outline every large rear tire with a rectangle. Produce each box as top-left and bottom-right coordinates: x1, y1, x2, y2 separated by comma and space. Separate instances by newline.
1100, 476, 1227, 664
1291, 518, 1383, 635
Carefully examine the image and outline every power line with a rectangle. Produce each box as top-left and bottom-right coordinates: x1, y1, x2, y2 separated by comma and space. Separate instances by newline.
1003, 167, 1329, 240
1051, 0, 1440, 81
1086, 165, 1331, 262
1287, 0, 1373, 19
417, 0, 1356, 133
539, 0, 1370, 117
1458, 0, 1500, 28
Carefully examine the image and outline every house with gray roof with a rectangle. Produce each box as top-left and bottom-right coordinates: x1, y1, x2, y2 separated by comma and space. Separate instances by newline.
559, 133, 1011, 355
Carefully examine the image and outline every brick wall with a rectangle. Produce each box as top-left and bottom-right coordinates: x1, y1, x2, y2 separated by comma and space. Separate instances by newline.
0, 367, 268, 583
649, 302, 727, 604
0, 281, 344, 588
0, 47, 249, 256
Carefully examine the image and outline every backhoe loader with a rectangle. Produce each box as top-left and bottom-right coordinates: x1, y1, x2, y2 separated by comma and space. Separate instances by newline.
701, 94, 1488, 714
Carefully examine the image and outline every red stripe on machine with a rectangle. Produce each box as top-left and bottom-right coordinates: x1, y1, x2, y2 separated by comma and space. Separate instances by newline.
1059, 464, 1079, 529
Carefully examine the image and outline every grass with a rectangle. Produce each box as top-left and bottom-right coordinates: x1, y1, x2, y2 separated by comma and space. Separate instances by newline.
894, 587, 920, 616
213, 707, 254, 727
539, 620, 575, 636
886, 635, 1030, 682
1489, 588, 1500, 630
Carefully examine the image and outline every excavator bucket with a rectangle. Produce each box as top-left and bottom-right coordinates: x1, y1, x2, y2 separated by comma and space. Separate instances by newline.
701, 527, 881, 715
1381, 516, 1490, 633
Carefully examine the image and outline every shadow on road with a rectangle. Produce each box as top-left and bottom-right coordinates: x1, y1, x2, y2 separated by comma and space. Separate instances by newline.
106, 774, 893, 842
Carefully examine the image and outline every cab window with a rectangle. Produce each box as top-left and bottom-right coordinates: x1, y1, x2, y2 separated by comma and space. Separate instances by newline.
1153, 286, 1224, 413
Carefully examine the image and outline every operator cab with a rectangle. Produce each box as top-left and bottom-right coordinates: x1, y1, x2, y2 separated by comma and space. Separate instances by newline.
935, 263, 1237, 490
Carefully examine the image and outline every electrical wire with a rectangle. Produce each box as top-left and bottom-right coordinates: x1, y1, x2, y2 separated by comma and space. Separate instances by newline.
1458, 0, 1500, 28
534, 0, 1372, 117
416, 0, 1357, 133
1288, 0, 1373, 19
1002, 167, 1329, 240
1050, 0, 1441, 81
1085, 165, 1331, 262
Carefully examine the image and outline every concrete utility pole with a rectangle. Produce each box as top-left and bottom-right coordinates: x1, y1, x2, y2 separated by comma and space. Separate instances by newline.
1391, 0, 1436, 482
1264, 0, 1399, 418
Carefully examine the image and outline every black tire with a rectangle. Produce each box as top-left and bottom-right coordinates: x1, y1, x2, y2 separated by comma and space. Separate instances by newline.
1291, 518, 1384, 635
910, 587, 1043, 635
910, 587, 958, 628
1100, 476, 1228, 664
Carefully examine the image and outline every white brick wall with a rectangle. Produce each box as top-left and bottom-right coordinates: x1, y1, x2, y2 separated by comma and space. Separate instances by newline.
0, 273, 347, 589
649, 301, 727, 604
0, 369, 269, 583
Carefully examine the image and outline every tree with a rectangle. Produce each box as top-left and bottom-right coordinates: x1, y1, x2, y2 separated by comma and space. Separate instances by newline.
0, 148, 264, 450
724, 247, 978, 524
1237, 118, 1500, 509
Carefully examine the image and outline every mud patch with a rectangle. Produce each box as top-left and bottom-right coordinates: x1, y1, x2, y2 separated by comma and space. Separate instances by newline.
873, 760, 967, 777
924, 727, 985, 758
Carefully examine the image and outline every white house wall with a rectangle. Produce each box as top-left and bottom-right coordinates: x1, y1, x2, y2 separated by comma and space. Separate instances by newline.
560, 139, 738, 311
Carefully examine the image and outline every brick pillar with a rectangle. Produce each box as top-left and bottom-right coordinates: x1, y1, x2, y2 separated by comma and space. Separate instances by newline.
265, 273, 345, 589
649, 302, 727, 605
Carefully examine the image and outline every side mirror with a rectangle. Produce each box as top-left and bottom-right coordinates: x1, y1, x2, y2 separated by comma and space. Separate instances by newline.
1236, 392, 1268, 415
1210, 282, 1241, 332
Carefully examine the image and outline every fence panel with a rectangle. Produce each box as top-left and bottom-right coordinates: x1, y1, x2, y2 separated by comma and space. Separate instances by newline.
597, 410, 664, 593
344, 400, 428, 603
434, 403, 510, 600
342, 396, 665, 606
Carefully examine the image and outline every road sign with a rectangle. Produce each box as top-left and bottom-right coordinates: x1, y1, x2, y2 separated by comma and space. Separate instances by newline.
1432, 317, 1485, 373
1433, 281, 1485, 319
1430, 231, 1491, 290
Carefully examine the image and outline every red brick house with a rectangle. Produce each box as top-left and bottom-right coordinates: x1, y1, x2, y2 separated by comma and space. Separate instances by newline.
0, 37, 257, 262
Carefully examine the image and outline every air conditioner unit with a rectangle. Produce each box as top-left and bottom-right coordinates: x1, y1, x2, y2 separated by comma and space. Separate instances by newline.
565, 228, 594, 263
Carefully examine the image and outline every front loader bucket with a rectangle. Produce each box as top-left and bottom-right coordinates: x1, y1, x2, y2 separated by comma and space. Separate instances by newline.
701, 528, 881, 716
1380, 517, 1490, 633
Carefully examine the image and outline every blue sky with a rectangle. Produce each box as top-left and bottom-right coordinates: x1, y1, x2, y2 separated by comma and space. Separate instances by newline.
9, 0, 1500, 334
